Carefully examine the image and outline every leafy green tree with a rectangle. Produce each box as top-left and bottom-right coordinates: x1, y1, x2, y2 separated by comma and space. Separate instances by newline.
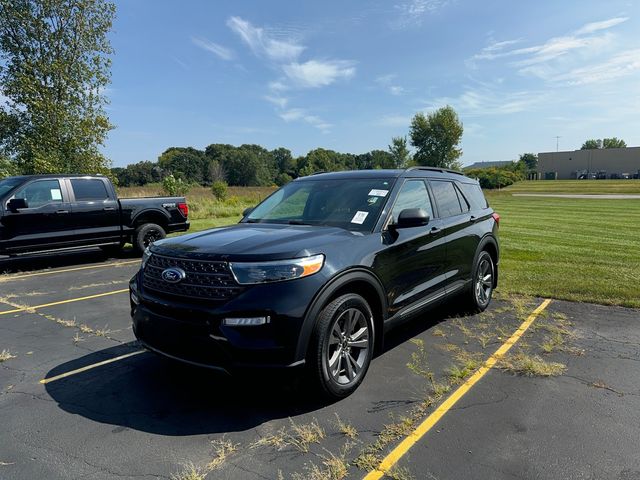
0, 0, 115, 174
161, 174, 190, 196
220, 146, 272, 186
388, 136, 412, 168
602, 137, 626, 149
581, 139, 602, 150
519, 153, 538, 170
272, 147, 296, 177
410, 106, 463, 168
158, 147, 207, 184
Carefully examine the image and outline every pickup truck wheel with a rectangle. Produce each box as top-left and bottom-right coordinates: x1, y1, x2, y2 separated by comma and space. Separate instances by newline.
134, 223, 166, 254
308, 293, 374, 400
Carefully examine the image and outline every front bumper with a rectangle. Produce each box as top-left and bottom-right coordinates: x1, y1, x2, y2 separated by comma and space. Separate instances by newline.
129, 270, 325, 371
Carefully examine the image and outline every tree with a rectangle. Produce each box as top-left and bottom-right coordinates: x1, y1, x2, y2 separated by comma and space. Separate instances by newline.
158, 147, 207, 184
409, 106, 463, 169
581, 137, 627, 150
602, 137, 626, 149
388, 136, 411, 168
581, 139, 602, 150
519, 153, 537, 170
0, 0, 116, 174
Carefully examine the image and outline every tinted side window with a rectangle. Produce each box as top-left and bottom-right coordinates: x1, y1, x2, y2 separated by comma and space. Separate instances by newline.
391, 180, 433, 223
14, 180, 63, 208
71, 179, 109, 201
458, 182, 488, 210
431, 180, 463, 217
455, 184, 470, 213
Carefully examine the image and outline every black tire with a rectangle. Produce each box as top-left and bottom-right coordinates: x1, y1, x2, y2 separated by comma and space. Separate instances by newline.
466, 250, 495, 312
133, 223, 166, 254
308, 293, 374, 400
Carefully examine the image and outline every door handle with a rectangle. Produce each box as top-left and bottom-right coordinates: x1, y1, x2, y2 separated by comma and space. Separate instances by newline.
103, 206, 116, 211
470, 215, 477, 223
430, 226, 442, 234
56, 209, 69, 214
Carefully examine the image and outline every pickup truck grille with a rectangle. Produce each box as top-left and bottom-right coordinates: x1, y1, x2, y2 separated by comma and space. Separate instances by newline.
142, 254, 243, 301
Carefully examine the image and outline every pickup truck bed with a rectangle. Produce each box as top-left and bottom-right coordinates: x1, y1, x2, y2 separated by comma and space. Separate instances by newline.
0, 174, 189, 256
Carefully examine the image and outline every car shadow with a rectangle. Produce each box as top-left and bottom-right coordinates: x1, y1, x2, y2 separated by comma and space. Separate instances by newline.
43, 342, 328, 436
0, 246, 140, 274
43, 303, 463, 437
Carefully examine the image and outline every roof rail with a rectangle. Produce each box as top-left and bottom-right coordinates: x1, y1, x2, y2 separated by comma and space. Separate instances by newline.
404, 166, 465, 176
309, 170, 327, 176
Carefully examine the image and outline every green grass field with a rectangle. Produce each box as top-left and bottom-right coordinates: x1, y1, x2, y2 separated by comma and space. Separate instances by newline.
504, 179, 640, 194
122, 181, 640, 308
487, 191, 640, 308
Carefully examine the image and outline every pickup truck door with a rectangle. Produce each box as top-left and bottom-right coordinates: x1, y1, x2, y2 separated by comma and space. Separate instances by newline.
0, 178, 74, 251
67, 177, 121, 243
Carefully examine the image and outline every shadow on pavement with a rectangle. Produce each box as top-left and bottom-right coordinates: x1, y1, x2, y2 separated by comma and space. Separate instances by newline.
0, 246, 140, 274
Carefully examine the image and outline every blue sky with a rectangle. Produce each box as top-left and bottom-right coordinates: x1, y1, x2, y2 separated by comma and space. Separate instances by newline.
105, 0, 640, 167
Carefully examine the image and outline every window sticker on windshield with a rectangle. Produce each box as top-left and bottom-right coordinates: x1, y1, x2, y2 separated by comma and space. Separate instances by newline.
351, 211, 369, 224
367, 197, 379, 205
368, 189, 388, 197
51, 189, 62, 200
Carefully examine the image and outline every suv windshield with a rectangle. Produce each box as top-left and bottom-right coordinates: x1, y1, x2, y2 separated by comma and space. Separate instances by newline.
246, 178, 395, 231
0, 177, 24, 198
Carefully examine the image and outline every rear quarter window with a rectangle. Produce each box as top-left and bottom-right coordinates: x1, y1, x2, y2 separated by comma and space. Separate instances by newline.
458, 182, 488, 210
71, 179, 109, 201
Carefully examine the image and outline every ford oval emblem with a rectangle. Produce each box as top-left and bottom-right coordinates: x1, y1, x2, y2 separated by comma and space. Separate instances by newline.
161, 267, 186, 284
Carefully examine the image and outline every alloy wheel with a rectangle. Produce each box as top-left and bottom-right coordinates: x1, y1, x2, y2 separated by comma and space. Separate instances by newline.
475, 256, 493, 305
326, 307, 370, 385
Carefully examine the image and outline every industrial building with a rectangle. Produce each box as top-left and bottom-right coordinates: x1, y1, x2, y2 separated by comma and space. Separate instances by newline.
537, 147, 640, 180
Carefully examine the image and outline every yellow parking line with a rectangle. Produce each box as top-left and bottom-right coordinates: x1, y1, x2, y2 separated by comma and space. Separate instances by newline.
0, 260, 139, 282
40, 350, 146, 384
363, 298, 552, 480
0, 289, 129, 316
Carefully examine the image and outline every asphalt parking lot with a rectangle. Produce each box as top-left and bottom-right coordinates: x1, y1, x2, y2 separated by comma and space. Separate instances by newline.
0, 250, 639, 480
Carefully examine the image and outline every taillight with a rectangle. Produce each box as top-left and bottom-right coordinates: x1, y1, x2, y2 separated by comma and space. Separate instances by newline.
178, 202, 189, 218
492, 212, 500, 227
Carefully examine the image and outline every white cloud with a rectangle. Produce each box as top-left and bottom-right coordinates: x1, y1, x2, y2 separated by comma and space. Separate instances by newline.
263, 95, 289, 109
392, 0, 448, 28
227, 16, 305, 62
552, 48, 640, 85
268, 80, 289, 92
374, 114, 413, 127
389, 85, 406, 96
191, 36, 234, 61
279, 108, 332, 132
575, 17, 628, 35
283, 60, 355, 88
430, 87, 549, 117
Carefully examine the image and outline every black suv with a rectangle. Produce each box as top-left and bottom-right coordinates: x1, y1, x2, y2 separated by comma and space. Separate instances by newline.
129, 168, 499, 398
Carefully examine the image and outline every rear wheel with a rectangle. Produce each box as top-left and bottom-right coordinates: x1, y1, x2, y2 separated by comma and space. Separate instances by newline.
308, 293, 374, 399
467, 250, 495, 312
133, 223, 166, 254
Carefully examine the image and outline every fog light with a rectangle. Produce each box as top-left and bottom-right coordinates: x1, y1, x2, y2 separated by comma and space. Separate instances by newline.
130, 291, 139, 305
223, 316, 270, 326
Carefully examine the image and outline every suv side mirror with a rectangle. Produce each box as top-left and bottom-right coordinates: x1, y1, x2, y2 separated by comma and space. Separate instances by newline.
242, 207, 254, 217
396, 208, 429, 228
7, 198, 28, 212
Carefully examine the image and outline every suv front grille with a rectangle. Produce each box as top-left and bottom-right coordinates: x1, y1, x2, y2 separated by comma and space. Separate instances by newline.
142, 254, 243, 301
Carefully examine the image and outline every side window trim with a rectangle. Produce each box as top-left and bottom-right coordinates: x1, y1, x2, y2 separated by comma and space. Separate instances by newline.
454, 183, 471, 212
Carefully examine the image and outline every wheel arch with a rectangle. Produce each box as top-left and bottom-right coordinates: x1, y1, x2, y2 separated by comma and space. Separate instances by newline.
132, 209, 170, 229
295, 269, 388, 362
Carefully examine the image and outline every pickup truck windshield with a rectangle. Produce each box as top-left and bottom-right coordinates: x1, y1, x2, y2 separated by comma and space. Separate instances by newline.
0, 177, 24, 198
246, 178, 395, 231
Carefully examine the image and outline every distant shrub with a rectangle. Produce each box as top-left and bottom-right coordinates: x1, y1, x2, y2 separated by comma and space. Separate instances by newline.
211, 180, 228, 200
466, 167, 523, 189
161, 174, 190, 196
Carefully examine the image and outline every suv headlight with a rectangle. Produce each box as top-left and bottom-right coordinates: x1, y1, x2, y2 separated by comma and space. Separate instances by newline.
229, 254, 325, 285
141, 247, 152, 269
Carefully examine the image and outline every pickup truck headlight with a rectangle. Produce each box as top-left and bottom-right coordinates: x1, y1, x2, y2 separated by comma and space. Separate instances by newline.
229, 254, 325, 285
141, 247, 152, 269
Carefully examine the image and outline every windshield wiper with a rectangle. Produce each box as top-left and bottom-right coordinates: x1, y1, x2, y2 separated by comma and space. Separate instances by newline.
287, 220, 313, 226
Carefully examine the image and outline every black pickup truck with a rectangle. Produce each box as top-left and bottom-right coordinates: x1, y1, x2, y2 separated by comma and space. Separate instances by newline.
0, 174, 189, 256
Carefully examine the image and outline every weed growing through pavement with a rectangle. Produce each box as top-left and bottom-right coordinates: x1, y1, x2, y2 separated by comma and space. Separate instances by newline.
500, 351, 566, 376
170, 462, 206, 480
0, 350, 16, 362
207, 437, 240, 470
333, 413, 358, 439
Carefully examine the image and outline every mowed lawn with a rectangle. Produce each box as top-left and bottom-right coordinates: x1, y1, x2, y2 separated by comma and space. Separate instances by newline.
504, 179, 640, 194
488, 191, 640, 308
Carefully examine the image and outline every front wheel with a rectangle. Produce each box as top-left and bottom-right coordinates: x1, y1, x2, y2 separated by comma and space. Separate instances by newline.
308, 293, 374, 399
133, 223, 166, 254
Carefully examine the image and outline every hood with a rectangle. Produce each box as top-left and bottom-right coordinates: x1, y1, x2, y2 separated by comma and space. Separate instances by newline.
151, 223, 363, 261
